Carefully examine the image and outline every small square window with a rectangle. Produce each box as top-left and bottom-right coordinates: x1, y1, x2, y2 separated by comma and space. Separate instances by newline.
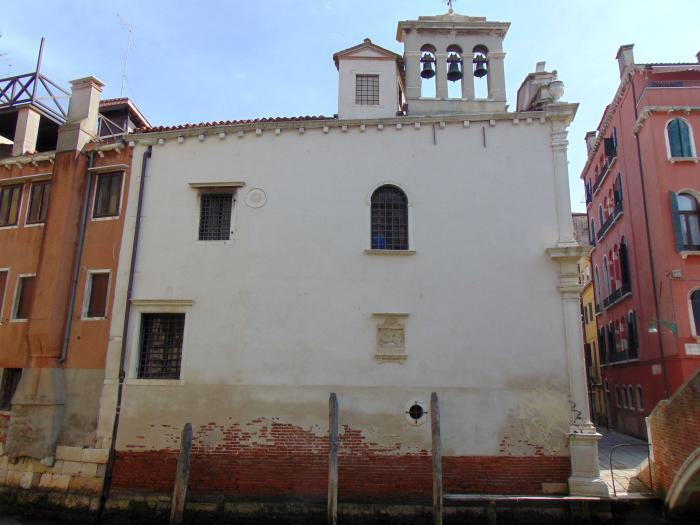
93, 172, 123, 218
12, 275, 35, 320
138, 313, 185, 379
0, 368, 22, 410
355, 74, 379, 106
84, 272, 110, 319
26, 181, 51, 225
0, 184, 23, 227
199, 192, 234, 241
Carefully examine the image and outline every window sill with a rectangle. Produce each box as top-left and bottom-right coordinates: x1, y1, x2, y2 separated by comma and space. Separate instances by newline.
669, 157, 700, 164
365, 249, 416, 256
91, 215, 120, 222
601, 357, 639, 367
24, 222, 44, 228
9, 318, 28, 323
0, 225, 19, 231
125, 379, 185, 386
679, 250, 700, 259
82, 316, 108, 322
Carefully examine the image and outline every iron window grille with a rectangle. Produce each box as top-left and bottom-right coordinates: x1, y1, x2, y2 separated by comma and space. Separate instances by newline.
355, 74, 379, 105
93, 172, 123, 218
26, 181, 51, 224
138, 313, 185, 379
199, 193, 233, 241
371, 185, 408, 250
0, 184, 23, 227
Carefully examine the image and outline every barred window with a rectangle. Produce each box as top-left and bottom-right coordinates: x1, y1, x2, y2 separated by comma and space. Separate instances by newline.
138, 313, 185, 379
27, 181, 51, 224
371, 185, 408, 250
356, 74, 379, 105
93, 172, 123, 218
199, 193, 233, 241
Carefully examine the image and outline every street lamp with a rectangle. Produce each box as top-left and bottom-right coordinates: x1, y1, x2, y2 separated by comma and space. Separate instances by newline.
647, 318, 678, 334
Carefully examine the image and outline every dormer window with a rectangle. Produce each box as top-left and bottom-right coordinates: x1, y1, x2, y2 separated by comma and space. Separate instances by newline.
355, 74, 379, 105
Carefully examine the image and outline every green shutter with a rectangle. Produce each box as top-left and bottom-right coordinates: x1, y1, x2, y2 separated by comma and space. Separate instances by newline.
679, 120, 693, 157
669, 191, 684, 251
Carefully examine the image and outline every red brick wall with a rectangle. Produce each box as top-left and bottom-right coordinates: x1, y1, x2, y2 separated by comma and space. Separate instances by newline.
648, 370, 700, 495
112, 419, 570, 501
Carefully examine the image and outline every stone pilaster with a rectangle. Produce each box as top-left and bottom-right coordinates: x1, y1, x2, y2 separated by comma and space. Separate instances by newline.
487, 52, 506, 101
435, 53, 448, 100
550, 121, 578, 247
548, 245, 609, 496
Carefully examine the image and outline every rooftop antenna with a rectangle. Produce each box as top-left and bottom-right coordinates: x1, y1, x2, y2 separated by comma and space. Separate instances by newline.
117, 14, 133, 97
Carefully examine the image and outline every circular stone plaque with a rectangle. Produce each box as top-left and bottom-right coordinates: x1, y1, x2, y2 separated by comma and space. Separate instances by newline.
245, 188, 267, 208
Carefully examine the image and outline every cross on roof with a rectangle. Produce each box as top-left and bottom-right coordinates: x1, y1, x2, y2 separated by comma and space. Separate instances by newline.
445, 0, 456, 12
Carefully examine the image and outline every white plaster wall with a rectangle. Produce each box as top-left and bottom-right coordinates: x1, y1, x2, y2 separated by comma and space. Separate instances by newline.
338, 50, 399, 120
113, 118, 575, 456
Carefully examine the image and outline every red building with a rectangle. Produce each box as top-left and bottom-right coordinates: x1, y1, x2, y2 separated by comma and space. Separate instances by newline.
582, 45, 700, 438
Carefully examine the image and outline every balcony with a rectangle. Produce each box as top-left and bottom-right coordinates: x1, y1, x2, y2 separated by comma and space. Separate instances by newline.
603, 281, 631, 310
597, 201, 623, 242
592, 154, 616, 195
0, 71, 68, 124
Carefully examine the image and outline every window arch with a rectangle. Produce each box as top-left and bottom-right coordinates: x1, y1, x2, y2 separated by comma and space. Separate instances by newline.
667, 118, 695, 158
690, 289, 700, 336
371, 185, 409, 250
677, 192, 700, 249
636, 385, 644, 411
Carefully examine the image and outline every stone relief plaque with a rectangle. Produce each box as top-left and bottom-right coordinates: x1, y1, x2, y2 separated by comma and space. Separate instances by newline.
372, 313, 409, 362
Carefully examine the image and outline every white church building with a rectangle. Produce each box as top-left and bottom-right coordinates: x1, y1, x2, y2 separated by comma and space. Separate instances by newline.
95, 10, 608, 504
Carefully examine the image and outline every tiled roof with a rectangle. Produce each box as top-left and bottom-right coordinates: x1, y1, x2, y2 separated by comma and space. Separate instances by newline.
100, 97, 129, 107
99, 97, 150, 128
136, 115, 335, 133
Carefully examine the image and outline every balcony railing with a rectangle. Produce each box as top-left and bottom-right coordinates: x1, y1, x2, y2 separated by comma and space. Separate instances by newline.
0, 72, 69, 124
603, 281, 631, 309
97, 114, 129, 138
592, 155, 617, 195
597, 201, 623, 241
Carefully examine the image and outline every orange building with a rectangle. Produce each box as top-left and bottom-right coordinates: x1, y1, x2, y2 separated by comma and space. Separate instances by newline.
0, 55, 146, 497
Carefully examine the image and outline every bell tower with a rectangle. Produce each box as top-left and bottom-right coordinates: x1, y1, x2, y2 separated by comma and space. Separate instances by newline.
397, 11, 510, 115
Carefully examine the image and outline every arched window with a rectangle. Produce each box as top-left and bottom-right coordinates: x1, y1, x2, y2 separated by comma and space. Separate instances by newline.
590, 219, 596, 244
636, 385, 644, 411
677, 193, 700, 249
371, 185, 408, 250
472, 45, 489, 99
419, 45, 437, 98
627, 310, 638, 359
446, 45, 463, 99
603, 256, 611, 296
594, 266, 601, 305
620, 238, 631, 287
690, 289, 700, 336
667, 118, 695, 158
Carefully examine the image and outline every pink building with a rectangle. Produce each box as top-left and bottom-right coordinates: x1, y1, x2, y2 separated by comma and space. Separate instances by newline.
582, 46, 700, 438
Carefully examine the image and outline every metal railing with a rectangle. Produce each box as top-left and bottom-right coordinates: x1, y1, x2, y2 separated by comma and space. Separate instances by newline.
608, 442, 653, 497
597, 202, 623, 241
603, 281, 631, 309
0, 72, 69, 123
592, 155, 617, 195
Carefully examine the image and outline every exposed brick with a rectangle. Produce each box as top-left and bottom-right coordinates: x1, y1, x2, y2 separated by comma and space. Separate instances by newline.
112, 418, 570, 501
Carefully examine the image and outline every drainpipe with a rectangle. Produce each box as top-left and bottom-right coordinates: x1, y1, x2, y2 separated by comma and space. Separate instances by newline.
630, 74, 670, 398
59, 151, 94, 362
98, 145, 152, 519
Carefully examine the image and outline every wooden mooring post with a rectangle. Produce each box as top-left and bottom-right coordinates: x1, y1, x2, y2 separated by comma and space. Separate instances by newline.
170, 422, 193, 525
431, 392, 443, 525
328, 393, 339, 525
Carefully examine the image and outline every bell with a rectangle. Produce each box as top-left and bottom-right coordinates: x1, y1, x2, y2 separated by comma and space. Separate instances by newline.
473, 55, 488, 78
446, 58, 462, 82
420, 54, 436, 79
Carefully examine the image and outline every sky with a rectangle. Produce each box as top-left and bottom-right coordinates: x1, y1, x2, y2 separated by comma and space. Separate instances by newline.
2, 0, 699, 212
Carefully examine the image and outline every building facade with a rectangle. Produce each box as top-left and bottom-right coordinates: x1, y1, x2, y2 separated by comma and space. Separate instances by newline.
582, 46, 700, 438
0, 59, 146, 499
90, 11, 607, 505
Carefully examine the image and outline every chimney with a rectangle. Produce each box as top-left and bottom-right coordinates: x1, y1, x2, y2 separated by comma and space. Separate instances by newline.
585, 131, 597, 154
56, 76, 104, 152
696, 51, 700, 64
616, 44, 635, 78
11, 106, 42, 156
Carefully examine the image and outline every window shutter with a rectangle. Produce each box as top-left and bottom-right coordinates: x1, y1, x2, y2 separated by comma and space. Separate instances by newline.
680, 121, 693, 157
88, 273, 109, 318
16, 277, 36, 319
604, 137, 616, 157
616, 173, 623, 204
669, 191, 684, 251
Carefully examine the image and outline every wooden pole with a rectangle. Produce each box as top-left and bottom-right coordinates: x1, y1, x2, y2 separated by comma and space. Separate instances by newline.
328, 393, 339, 525
431, 392, 443, 525
170, 422, 193, 525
